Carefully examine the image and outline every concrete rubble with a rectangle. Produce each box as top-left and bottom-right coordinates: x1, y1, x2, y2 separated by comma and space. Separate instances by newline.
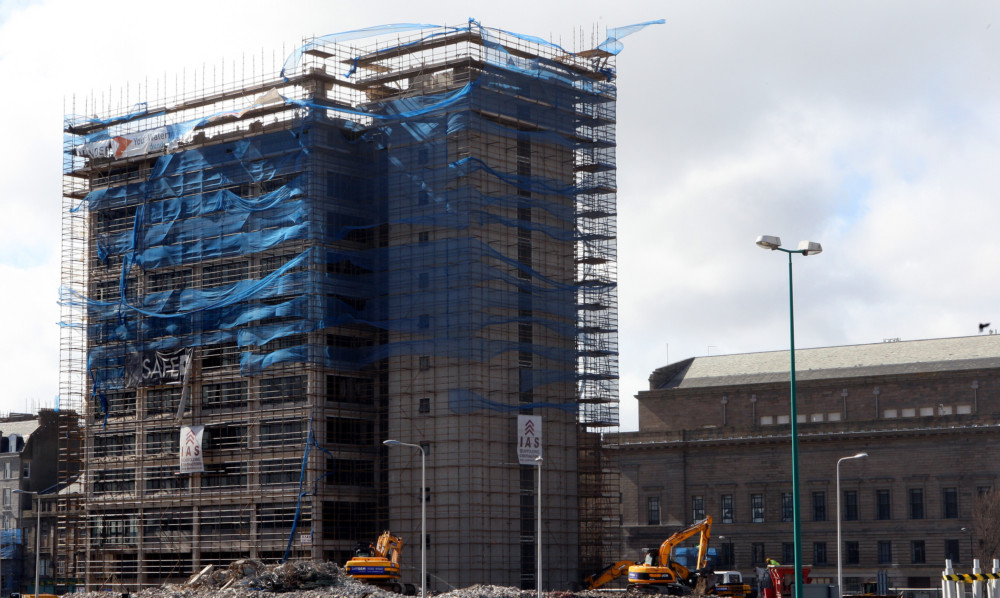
68, 560, 613, 598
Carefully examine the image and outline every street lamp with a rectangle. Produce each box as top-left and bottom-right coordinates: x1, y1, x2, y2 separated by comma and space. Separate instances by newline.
536, 455, 543, 598
837, 452, 868, 598
756, 235, 823, 598
383, 440, 426, 598
961, 527, 974, 564
13, 490, 41, 597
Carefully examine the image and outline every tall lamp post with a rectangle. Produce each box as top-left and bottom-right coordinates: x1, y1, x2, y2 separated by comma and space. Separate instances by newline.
383, 440, 426, 598
536, 455, 543, 598
13, 490, 40, 597
961, 527, 974, 564
837, 452, 868, 598
756, 235, 823, 598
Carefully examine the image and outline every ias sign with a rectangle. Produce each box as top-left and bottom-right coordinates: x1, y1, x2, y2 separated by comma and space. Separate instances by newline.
517, 415, 542, 465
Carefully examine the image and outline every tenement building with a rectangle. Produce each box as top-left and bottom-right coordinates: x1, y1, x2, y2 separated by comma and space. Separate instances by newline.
58, 20, 652, 592
615, 334, 1000, 593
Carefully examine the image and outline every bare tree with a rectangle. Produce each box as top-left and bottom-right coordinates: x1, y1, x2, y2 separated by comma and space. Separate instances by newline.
973, 490, 1000, 562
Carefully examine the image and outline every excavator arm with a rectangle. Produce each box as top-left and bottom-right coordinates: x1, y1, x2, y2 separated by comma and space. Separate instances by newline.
374, 531, 405, 569
583, 560, 636, 589
657, 515, 713, 573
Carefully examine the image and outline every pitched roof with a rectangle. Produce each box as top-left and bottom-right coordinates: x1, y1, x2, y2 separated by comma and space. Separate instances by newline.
0, 418, 39, 440
650, 335, 1000, 390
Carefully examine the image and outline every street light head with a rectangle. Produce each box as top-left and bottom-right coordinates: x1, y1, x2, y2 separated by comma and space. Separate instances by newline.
383, 439, 401, 446
756, 235, 782, 250
797, 240, 822, 256
855, 452, 868, 459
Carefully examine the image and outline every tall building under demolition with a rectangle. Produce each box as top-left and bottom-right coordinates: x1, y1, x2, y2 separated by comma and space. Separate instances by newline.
60, 20, 652, 591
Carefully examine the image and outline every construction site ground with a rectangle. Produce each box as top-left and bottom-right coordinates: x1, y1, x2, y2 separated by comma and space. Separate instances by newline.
70, 560, 613, 598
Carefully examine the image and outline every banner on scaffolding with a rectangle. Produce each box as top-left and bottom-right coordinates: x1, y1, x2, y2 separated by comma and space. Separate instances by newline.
75, 126, 169, 159
517, 415, 542, 465
125, 347, 192, 388
179, 425, 205, 474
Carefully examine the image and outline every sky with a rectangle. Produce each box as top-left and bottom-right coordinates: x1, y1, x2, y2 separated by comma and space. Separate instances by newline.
1, 0, 998, 430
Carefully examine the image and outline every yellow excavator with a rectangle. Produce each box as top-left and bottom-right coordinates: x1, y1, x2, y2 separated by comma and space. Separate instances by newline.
344, 531, 416, 595
628, 516, 715, 595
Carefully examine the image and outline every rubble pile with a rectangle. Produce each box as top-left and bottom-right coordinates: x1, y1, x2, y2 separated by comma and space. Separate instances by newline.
68, 560, 609, 598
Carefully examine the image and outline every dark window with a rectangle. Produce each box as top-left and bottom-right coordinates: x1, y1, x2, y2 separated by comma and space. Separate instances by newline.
845, 541, 860, 565
813, 491, 826, 521
419, 356, 430, 371
878, 541, 892, 564
93, 468, 136, 494
418, 314, 430, 329
260, 458, 300, 485
260, 375, 306, 406
326, 375, 373, 404
201, 342, 240, 370
418, 272, 429, 288
692, 495, 705, 521
751, 494, 765, 523
203, 425, 247, 451
911, 540, 926, 564
325, 418, 373, 446
202, 381, 248, 411
202, 261, 249, 288
94, 434, 137, 459
419, 398, 430, 414
324, 458, 375, 487
844, 490, 858, 521
418, 189, 429, 205
145, 430, 179, 455
781, 543, 794, 566
418, 231, 429, 243
751, 543, 765, 567
945, 539, 961, 563
943, 488, 959, 519
813, 542, 828, 566
648, 497, 661, 525
146, 387, 181, 417
909, 489, 924, 519
781, 492, 792, 522
200, 462, 247, 489
260, 419, 306, 448
146, 466, 182, 492
876, 489, 891, 520
721, 494, 734, 524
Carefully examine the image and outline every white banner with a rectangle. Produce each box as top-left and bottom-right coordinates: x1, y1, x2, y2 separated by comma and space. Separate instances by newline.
75, 126, 169, 159
179, 425, 205, 474
517, 415, 542, 465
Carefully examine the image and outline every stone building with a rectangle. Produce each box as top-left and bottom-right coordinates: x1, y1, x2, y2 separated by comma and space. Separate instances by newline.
615, 334, 1000, 592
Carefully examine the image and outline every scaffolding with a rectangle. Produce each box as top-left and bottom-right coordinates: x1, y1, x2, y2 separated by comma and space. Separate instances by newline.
60, 19, 656, 592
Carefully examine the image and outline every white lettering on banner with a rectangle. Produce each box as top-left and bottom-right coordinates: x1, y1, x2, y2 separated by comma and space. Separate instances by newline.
179, 425, 205, 474
75, 126, 169, 159
517, 415, 542, 465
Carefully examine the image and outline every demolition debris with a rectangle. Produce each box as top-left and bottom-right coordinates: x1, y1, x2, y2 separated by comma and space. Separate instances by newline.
68, 560, 610, 598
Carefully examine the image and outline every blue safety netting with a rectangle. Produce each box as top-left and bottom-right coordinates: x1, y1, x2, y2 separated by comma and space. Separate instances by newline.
64, 20, 653, 419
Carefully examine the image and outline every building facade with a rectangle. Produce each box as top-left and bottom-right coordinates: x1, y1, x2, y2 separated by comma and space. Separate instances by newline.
60, 21, 635, 592
0, 414, 36, 596
0, 410, 81, 595
616, 335, 1000, 593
